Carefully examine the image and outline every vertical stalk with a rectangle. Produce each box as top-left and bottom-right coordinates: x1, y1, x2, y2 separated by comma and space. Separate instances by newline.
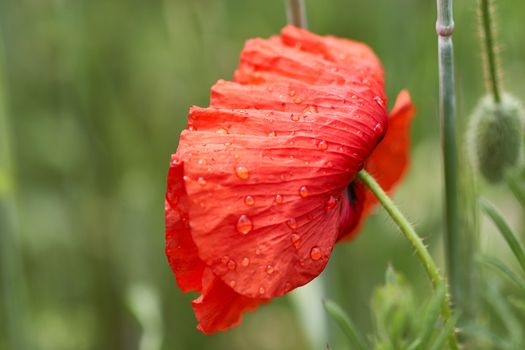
286, 0, 307, 28
436, 0, 461, 316
0, 36, 28, 350
479, 0, 501, 103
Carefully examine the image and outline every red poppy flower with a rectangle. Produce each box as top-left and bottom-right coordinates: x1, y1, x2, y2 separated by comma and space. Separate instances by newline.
165, 25, 415, 334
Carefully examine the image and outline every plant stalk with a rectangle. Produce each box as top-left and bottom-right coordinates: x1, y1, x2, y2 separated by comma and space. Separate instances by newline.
479, 0, 501, 103
436, 0, 462, 320
357, 170, 459, 350
286, 0, 307, 28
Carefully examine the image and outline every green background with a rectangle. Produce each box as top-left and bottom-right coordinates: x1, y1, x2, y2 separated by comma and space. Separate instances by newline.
1, 0, 524, 349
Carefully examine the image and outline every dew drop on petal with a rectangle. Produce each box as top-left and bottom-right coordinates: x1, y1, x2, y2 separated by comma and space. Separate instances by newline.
265, 264, 274, 275
310, 246, 322, 261
266, 86, 273, 92
259, 287, 265, 295
374, 95, 385, 108
303, 105, 318, 114
229, 280, 236, 288
318, 140, 328, 151
284, 282, 292, 292
217, 128, 228, 134
374, 122, 384, 134
197, 158, 207, 166
293, 98, 303, 104
291, 233, 300, 248
268, 131, 276, 137
275, 194, 283, 204
227, 259, 237, 270
289, 90, 296, 97
236, 215, 253, 234
325, 195, 337, 210
290, 113, 300, 122
222, 255, 229, 264
241, 257, 250, 267
255, 248, 262, 255
235, 166, 249, 180
197, 177, 206, 186
244, 195, 255, 206
299, 186, 309, 198
287, 218, 298, 230
187, 125, 195, 131
183, 175, 190, 182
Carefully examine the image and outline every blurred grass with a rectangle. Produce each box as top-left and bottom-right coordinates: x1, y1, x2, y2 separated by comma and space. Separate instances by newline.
0, 0, 524, 349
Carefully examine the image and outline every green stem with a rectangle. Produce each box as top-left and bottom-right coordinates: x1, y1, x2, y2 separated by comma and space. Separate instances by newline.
479, 0, 502, 103
286, 0, 307, 28
436, 0, 461, 319
357, 170, 459, 350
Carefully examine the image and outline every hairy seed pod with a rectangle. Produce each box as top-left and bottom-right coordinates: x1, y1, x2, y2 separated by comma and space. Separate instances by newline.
468, 94, 525, 183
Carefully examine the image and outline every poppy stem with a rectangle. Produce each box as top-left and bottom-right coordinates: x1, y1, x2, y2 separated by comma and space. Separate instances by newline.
436, 0, 462, 332
479, 0, 502, 103
357, 170, 459, 350
286, 0, 308, 28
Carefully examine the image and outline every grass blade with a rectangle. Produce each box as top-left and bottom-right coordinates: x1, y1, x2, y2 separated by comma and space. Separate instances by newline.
508, 176, 525, 209
478, 255, 525, 289
480, 197, 525, 274
323, 299, 368, 350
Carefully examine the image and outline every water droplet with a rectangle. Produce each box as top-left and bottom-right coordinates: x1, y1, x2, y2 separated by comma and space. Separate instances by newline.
197, 158, 207, 166
275, 194, 283, 204
268, 131, 276, 137
255, 248, 262, 255
310, 246, 322, 261
284, 282, 292, 292
183, 175, 190, 182
289, 90, 296, 97
291, 233, 300, 248
299, 186, 309, 198
222, 256, 230, 264
187, 125, 195, 131
374, 95, 385, 107
318, 140, 328, 151
235, 166, 249, 179
293, 97, 303, 104
290, 113, 300, 122
259, 287, 265, 295
265, 264, 274, 275
217, 128, 228, 134
266, 86, 273, 92
244, 195, 255, 206
303, 105, 318, 114
236, 215, 253, 234
227, 259, 237, 270
374, 122, 383, 134
325, 195, 337, 210
197, 177, 206, 186
241, 257, 250, 267
229, 280, 236, 288
351, 94, 357, 99
287, 218, 298, 229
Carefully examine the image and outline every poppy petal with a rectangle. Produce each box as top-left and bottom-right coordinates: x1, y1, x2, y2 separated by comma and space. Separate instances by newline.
192, 268, 268, 334
165, 157, 207, 292
337, 90, 415, 241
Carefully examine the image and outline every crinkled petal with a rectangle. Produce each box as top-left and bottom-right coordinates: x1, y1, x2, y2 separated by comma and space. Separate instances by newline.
192, 268, 268, 334
165, 158, 206, 292
338, 90, 415, 241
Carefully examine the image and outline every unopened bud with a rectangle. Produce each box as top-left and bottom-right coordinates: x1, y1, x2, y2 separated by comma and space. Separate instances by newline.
468, 94, 525, 183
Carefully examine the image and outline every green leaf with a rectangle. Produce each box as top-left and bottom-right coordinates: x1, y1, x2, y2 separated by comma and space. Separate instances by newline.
428, 314, 459, 350
323, 299, 368, 350
413, 283, 447, 350
480, 197, 525, 274
507, 176, 525, 209
479, 255, 525, 289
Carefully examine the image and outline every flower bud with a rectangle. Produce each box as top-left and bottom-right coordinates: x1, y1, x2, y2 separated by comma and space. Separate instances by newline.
468, 94, 525, 183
